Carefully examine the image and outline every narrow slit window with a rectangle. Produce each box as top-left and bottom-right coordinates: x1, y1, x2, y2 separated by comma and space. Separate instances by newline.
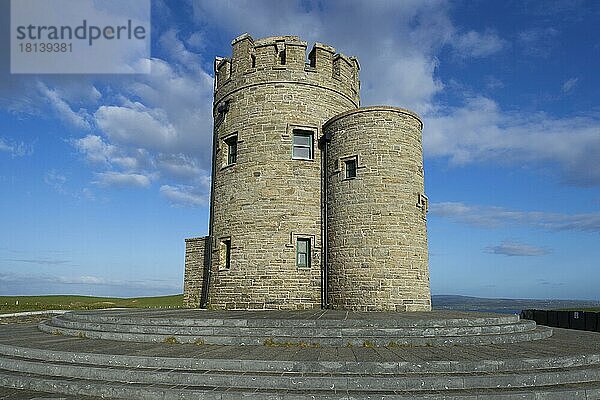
225, 135, 237, 165
417, 193, 429, 212
345, 159, 357, 179
221, 239, 231, 270
292, 130, 314, 160
296, 238, 311, 268
250, 53, 256, 68
308, 49, 316, 67
275, 42, 286, 66
278, 49, 286, 65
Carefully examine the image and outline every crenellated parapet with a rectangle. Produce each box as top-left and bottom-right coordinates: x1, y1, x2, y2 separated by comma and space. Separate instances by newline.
213, 33, 360, 111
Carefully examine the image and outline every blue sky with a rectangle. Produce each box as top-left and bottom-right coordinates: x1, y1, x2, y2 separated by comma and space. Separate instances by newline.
0, 0, 599, 299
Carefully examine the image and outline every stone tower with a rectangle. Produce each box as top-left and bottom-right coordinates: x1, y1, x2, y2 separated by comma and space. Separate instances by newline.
183, 34, 431, 311
324, 107, 431, 311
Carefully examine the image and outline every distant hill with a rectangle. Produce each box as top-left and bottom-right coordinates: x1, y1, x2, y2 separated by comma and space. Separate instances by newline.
432, 295, 600, 314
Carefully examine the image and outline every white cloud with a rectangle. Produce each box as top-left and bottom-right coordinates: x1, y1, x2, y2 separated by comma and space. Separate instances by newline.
95, 104, 178, 150
81, 187, 96, 201
160, 184, 208, 207
2, 257, 71, 266
190, 0, 453, 113
425, 97, 600, 186
189, 0, 505, 114
186, 31, 206, 51
37, 82, 91, 130
57, 275, 107, 285
0, 139, 10, 152
156, 153, 203, 180
73, 134, 210, 198
93, 172, 152, 188
72, 135, 151, 171
72, 135, 116, 165
45, 81, 103, 106
131, 57, 213, 155
365, 52, 443, 113
88, 56, 213, 169
159, 29, 205, 74
44, 170, 67, 193
452, 30, 505, 58
190, 0, 324, 42
0, 75, 104, 128
485, 241, 550, 257
518, 27, 559, 44
71, 34, 214, 202
3, 7, 213, 208
7, 0, 518, 209
430, 202, 600, 232
562, 77, 579, 93
485, 76, 504, 90
0, 137, 33, 157
517, 27, 559, 57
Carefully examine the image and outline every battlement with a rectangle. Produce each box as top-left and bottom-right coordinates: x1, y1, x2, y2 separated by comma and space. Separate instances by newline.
214, 33, 360, 107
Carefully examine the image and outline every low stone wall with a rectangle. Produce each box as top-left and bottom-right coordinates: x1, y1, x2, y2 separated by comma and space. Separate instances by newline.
183, 237, 209, 308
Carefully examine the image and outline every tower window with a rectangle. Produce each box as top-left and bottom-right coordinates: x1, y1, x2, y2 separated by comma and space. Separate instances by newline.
250, 53, 256, 68
296, 238, 311, 268
417, 193, 429, 212
220, 239, 231, 270
345, 159, 357, 179
276, 42, 286, 65
308, 48, 316, 67
225, 135, 237, 165
279, 49, 286, 65
292, 130, 314, 160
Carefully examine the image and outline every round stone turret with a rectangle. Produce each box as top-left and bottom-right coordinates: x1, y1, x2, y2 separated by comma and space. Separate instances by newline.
214, 34, 360, 108
324, 107, 431, 311
208, 34, 359, 310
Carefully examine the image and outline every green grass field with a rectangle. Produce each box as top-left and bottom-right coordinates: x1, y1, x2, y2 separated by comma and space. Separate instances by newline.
0, 294, 183, 314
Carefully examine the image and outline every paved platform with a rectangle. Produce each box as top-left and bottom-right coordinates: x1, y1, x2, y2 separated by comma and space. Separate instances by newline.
1, 310, 600, 399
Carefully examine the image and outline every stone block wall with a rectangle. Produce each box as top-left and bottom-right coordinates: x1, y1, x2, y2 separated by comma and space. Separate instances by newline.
324, 107, 431, 312
207, 34, 358, 310
183, 236, 209, 308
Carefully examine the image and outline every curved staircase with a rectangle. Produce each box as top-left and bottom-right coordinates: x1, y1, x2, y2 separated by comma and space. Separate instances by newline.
1, 309, 600, 399
39, 309, 551, 346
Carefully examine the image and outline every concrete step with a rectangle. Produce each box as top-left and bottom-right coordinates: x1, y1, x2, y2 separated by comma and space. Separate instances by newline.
58, 309, 520, 328
3, 366, 600, 399
38, 320, 552, 346
46, 315, 537, 337
3, 343, 599, 374
41, 310, 548, 346
3, 349, 600, 391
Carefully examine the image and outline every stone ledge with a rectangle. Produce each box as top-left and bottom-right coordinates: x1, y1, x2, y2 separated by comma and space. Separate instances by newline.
324, 105, 423, 130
